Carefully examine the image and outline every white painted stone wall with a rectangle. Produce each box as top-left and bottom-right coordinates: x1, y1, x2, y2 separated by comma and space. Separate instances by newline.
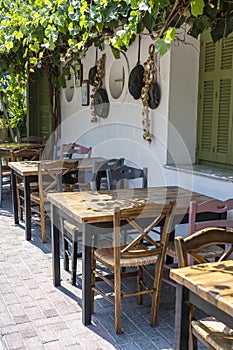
59, 31, 233, 202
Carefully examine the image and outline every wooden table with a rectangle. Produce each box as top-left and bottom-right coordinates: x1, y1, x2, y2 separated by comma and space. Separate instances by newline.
0, 143, 44, 205
0, 142, 43, 152
170, 260, 233, 350
47, 186, 212, 326
9, 158, 105, 240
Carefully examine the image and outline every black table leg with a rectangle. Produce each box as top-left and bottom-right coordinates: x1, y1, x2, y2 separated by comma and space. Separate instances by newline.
11, 169, 19, 225
82, 223, 93, 325
51, 204, 61, 286
174, 285, 190, 350
24, 177, 31, 240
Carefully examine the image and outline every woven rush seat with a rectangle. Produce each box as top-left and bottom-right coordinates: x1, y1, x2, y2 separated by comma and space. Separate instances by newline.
94, 243, 159, 268
165, 199, 233, 286
92, 202, 176, 334
17, 182, 39, 192
167, 239, 224, 259
174, 227, 233, 350
192, 317, 233, 350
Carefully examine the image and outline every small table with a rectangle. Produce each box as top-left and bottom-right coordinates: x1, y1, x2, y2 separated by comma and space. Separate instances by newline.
9, 158, 105, 240
0, 142, 43, 151
47, 186, 212, 326
0, 143, 44, 205
170, 260, 233, 350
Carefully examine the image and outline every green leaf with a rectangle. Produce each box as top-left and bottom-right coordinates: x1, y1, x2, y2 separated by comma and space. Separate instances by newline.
164, 28, 176, 43
5, 41, 13, 50
191, 0, 205, 17
29, 57, 38, 65
155, 38, 171, 55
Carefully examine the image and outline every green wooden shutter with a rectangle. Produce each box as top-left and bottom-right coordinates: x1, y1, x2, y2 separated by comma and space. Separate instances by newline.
27, 69, 52, 140
197, 32, 217, 162
197, 31, 233, 166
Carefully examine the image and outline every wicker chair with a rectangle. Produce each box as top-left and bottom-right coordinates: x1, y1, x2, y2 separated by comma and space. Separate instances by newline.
165, 198, 233, 286
175, 228, 233, 350
92, 201, 176, 334
60, 143, 92, 160
62, 158, 125, 285
30, 160, 78, 242
106, 164, 147, 190
12, 148, 42, 220
0, 150, 14, 206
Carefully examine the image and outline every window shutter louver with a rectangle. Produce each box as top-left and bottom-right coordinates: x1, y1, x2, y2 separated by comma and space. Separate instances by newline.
197, 31, 233, 167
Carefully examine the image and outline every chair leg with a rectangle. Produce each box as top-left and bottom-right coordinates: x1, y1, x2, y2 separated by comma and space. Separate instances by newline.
91, 253, 96, 314
40, 204, 46, 243
0, 171, 2, 207
137, 266, 143, 304
189, 304, 198, 350
71, 240, 77, 285
114, 266, 121, 334
150, 264, 162, 327
63, 237, 69, 271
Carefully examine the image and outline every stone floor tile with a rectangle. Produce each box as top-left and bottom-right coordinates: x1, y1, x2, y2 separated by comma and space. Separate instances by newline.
4, 332, 25, 350
0, 190, 177, 350
43, 340, 66, 350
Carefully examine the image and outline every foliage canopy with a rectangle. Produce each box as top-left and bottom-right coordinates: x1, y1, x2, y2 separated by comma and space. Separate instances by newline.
0, 0, 232, 137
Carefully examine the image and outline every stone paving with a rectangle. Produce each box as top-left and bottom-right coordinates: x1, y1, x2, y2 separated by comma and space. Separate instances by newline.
0, 185, 181, 350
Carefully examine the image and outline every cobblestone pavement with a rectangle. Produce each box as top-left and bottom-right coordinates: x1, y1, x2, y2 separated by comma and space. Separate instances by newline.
0, 185, 178, 350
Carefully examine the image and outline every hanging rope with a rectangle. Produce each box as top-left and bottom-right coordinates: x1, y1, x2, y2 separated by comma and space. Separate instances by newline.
90, 53, 106, 123
141, 44, 156, 144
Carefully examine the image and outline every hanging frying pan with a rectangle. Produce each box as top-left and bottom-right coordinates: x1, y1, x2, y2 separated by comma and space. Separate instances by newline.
88, 48, 98, 86
148, 81, 160, 109
128, 35, 145, 100
94, 87, 110, 119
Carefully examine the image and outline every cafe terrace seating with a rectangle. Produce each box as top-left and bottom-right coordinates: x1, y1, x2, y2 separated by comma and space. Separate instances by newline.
62, 162, 148, 286
91, 201, 176, 334
62, 158, 125, 285
60, 143, 92, 160
164, 198, 233, 286
175, 228, 233, 350
30, 160, 78, 242
0, 150, 13, 206
13, 148, 42, 220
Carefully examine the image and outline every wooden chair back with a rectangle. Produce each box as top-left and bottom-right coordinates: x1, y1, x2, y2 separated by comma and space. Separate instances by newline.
175, 228, 233, 267
189, 198, 233, 235
106, 165, 148, 190
60, 143, 92, 160
12, 148, 42, 161
92, 158, 124, 190
0, 150, 14, 206
38, 160, 78, 199
19, 136, 45, 144
114, 201, 175, 261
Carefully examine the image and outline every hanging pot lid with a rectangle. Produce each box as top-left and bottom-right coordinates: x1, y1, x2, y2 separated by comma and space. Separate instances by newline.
148, 81, 160, 109
94, 88, 110, 119
88, 48, 98, 86
128, 35, 145, 100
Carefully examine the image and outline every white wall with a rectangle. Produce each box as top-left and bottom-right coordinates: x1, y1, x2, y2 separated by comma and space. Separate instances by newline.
167, 30, 200, 164
59, 35, 173, 187
57, 30, 233, 201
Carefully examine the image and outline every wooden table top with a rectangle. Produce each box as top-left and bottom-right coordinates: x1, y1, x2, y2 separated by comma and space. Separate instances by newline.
0, 143, 44, 151
47, 186, 212, 224
170, 260, 233, 317
8, 157, 105, 177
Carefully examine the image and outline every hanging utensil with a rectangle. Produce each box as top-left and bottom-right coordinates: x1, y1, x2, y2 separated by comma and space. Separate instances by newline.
147, 44, 160, 110
88, 47, 98, 86
128, 35, 145, 100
